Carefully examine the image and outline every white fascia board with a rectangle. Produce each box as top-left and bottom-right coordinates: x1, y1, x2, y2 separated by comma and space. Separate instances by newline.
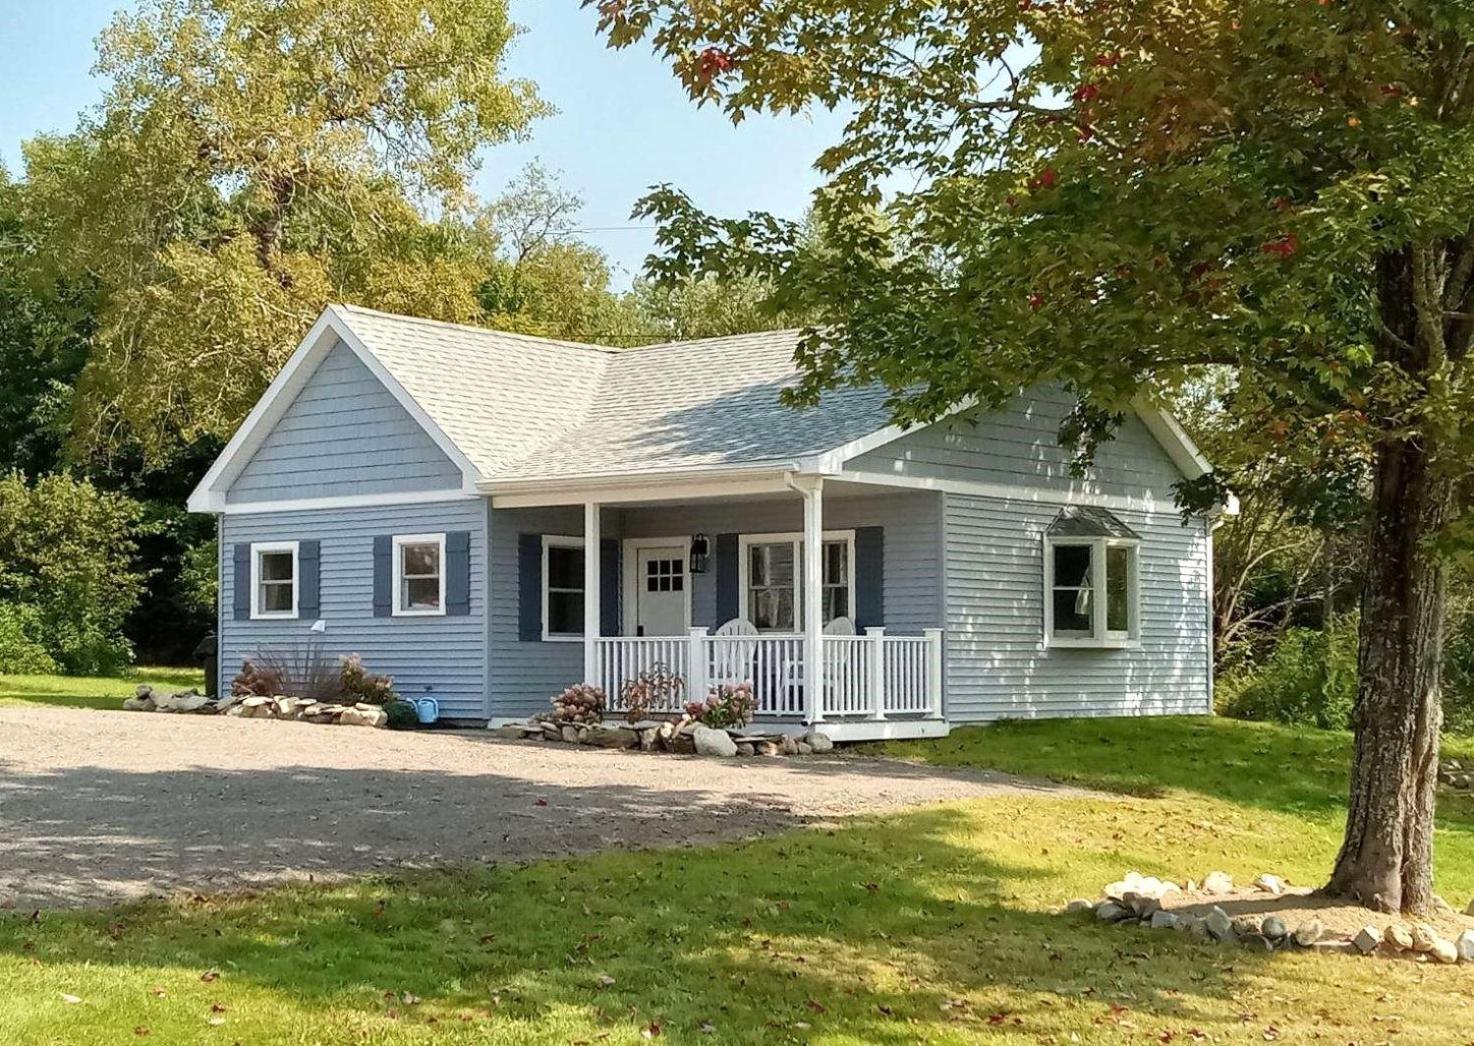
186, 309, 341, 513
186, 306, 483, 514
835, 468, 1178, 515
484, 466, 800, 509
1131, 402, 1213, 480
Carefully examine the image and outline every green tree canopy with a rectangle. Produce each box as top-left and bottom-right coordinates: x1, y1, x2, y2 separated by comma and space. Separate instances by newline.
23, 0, 544, 465
595, 0, 1474, 914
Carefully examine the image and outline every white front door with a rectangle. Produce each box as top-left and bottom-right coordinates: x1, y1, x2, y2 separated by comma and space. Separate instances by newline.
633, 545, 688, 636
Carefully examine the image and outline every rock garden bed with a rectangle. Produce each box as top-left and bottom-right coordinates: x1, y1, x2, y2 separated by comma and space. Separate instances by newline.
1068, 869, 1474, 964
123, 685, 390, 727
1440, 757, 1474, 791
491, 681, 835, 758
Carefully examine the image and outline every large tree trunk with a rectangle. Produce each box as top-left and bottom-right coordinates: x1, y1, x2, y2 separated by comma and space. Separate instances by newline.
1325, 252, 1450, 915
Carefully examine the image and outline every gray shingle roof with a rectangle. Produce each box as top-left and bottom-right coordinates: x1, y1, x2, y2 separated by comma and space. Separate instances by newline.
335, 305, 897, 483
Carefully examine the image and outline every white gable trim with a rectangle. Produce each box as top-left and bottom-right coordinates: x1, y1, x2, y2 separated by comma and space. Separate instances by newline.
186, 306, 482, 513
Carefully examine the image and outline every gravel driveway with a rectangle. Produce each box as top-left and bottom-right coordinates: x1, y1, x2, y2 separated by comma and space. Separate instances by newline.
0, 707, 1082, 909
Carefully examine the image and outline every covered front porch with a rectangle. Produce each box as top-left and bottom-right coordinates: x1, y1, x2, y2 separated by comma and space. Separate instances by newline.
489, 472, 949, 741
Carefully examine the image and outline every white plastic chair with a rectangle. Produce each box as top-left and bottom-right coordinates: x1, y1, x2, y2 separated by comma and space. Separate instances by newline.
710, 618, 759, 688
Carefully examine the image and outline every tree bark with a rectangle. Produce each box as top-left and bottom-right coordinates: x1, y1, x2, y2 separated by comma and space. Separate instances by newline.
1325, 251, 1449, 915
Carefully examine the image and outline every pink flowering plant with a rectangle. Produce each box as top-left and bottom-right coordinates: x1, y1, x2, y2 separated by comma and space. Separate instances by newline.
684, 682, 756, 729
551, 683, 606, 724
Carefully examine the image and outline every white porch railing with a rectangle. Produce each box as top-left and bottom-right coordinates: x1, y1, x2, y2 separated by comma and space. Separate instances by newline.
594, 628, 943, 723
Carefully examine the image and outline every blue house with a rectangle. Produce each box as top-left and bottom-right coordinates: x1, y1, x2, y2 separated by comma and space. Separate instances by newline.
189, 305, 1224, 740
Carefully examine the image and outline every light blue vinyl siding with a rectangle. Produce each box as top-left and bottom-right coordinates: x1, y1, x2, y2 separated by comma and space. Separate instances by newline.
228, 338, 463, 503
849, 386, 1183, 501
220, 499, 488, 718
485, 492, 942, 720
942, 492, 1211, 721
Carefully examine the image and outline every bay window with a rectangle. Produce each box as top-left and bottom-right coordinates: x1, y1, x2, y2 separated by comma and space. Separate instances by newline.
1043, 507, 1140, 648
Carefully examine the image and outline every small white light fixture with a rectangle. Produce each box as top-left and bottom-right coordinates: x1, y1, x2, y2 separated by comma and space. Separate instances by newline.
310, 619, 327, 633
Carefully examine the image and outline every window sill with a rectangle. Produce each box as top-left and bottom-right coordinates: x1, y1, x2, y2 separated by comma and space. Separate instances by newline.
1046, 637, 1140, 651
393, 608, 447, 618
251, 612, 299, 622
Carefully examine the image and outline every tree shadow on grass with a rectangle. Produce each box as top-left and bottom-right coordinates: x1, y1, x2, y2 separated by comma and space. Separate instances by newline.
0, 800, 1282, 1044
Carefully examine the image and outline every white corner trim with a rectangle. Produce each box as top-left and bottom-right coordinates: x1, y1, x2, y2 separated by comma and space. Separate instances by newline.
221, 489, 481, 516
186, 305, 483, 514
249, 540, 300, 620
391, 532, 447, 616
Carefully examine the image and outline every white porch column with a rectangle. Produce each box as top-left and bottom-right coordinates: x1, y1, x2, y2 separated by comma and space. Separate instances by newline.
583, 501, 600, 684
799, 476, 825, 723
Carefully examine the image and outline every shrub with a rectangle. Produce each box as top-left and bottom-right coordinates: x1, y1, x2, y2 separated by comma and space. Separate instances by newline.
0, 603, 59, 675
0, 472, 145, 675
1217, 616, 1358, 730
384, 699, 420, 730
551, 683, 604, 723
339, 653, 397, 705
685, 682, 756, 729
618, 663, 684, 722
231, 659, 278, 697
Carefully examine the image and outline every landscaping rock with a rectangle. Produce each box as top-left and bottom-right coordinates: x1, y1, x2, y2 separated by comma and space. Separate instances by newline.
1430, 937, 1460, 965
796, 741, 813, 755
780, 735, 800, 756
1252, 873, 1285, 896
586, 724, 638, 749
1353, 925, 1382, 954
1230, 916, 1261, 940
1095, 900, 1130, 923
804, 730, 835, 753
1203, 907, 1234, 942
122, 696, 153, 712
638, 728, 658, 752
1457, 930, 1474, 963
490, 725, 528, 740
1261, 915, 1288, 940
667, 732, 696, 755
736, 742, 756, 756
694, 725, 738, 757
1122, 891, 1160, 919
1383, 923, 1414, 951
1466, 898, 1474, 917
1064, 898, 1094, 915
1202, 871, 1233, 895
1409, 923, 1438, 954
1149, 910, 1180, 931
241, 696, 271, 717
757, 741, 780, 756
560, 725, 581, 744
1292, 919, 1324, 947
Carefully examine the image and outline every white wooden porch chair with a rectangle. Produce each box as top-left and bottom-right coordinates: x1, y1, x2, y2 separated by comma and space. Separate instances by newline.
709, 618, 759, 688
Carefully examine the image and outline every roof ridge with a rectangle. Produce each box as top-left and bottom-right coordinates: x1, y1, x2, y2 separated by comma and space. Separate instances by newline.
617, 327, 803, 352
332, 303, 620, 357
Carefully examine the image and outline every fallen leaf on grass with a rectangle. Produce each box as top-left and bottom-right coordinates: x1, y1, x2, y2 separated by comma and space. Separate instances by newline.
134, 1027, 150, 1037
641, 1021, 662, 1038
200, 970, 220, 983
596, 974, 616, 988
60, 994, 82, 1005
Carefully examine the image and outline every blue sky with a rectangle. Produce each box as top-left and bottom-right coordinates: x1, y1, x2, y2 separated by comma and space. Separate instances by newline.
0, 1, 845, 286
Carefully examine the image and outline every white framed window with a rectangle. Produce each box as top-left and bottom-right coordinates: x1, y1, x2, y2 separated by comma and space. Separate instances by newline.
738, 531, 855, 632
393, 533, 446, 616
1042, 507, 1140, 648
250, 541, 299, 620
542, 535, 585, 641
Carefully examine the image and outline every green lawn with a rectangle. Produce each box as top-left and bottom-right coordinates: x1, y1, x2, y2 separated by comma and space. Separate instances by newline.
0, 667, 205, 711
3, 716, 1474, 1043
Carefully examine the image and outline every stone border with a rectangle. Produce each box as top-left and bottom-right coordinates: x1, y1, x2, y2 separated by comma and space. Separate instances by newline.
1440, 758, 1474, 792
491, 714, 835, 758
1065, 870, 1474, 964
123, 686, 388, 728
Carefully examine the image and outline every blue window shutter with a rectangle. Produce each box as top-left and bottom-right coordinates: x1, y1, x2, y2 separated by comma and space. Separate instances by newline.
232, 544, 251, 621
298, 540, 321, 619
445, 531, 471, 616
518, 533, 543, 641
372, 536, 392, 617
600, 538, 620, 636
715, 533, 739, 624
854, 526, 885, 629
